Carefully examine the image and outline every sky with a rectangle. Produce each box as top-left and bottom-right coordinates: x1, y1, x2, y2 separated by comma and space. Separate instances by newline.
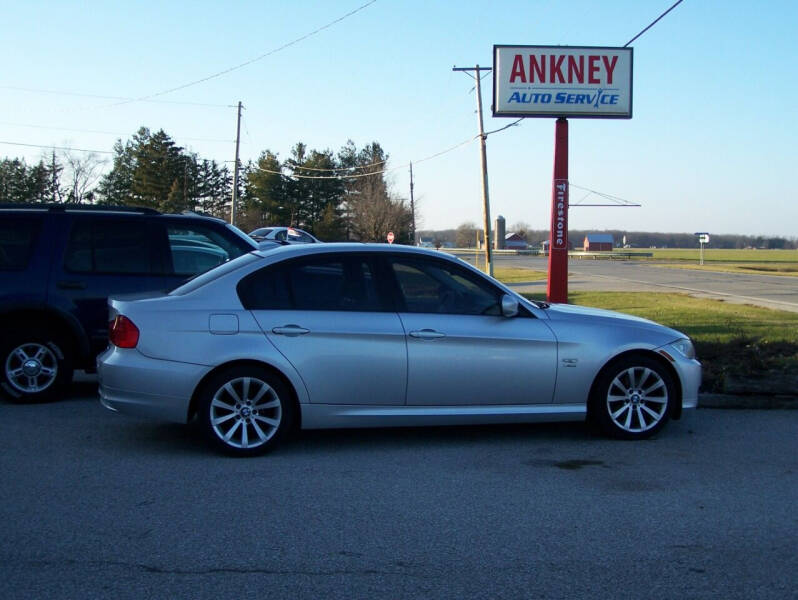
2, 0, 797, 238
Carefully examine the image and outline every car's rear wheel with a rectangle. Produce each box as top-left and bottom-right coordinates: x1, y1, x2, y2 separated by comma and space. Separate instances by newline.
0, 329, 73, 403
592, 355, 674, 440
198, 366, 293, 456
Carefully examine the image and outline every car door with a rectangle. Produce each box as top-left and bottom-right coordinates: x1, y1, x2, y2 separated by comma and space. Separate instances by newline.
241, 253, 407, 405
49, 215, 161, 358
387, 255, 558, 406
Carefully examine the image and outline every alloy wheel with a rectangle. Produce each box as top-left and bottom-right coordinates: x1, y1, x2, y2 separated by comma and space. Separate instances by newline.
209, 376, 283, 450
605, 366, 669, 433
5, 342, 59, 394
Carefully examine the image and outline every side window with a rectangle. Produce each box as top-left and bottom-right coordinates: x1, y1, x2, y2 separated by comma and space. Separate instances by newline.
65, 219, 152, 274
296, 231, 315, 243
166, 223, 248, 276
238, 256, 381, 311
391, 258, 501, 315
0, 216, 42, 270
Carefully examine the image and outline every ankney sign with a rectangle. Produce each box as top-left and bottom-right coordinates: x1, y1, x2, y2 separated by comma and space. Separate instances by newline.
493, 45, 633, 118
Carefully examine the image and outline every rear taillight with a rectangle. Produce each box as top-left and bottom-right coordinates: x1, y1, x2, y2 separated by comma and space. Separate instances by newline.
109, 315, 139, 348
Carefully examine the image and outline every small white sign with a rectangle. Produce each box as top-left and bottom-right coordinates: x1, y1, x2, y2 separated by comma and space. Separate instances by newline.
493, 45, 633, 118
699, 234, 710, 244
387, 231, 395, 244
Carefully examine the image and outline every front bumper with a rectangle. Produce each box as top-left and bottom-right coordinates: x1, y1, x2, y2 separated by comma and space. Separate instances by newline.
97, 346, 210, 423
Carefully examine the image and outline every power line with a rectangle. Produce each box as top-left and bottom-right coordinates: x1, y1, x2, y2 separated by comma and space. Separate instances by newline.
0, 121, 234, 143
101, 1, 378, 108
624, 0, 685, 47
569, 183, 640, 207
0, 141, 114, 154
248, 135, 477, 180
0, 85, 233, 108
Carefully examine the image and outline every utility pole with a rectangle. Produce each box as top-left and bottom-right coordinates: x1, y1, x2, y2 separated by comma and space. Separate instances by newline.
230, 101, 243, 226
51, 150, 58, 203
409, 161, 416, 245
453, 65, 493, 277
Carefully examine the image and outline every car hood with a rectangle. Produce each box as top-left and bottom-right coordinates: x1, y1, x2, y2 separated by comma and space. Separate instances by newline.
542, 302, 686, 339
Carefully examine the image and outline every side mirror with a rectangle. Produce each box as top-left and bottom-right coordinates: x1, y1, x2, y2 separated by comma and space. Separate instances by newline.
501, 294, 519, 318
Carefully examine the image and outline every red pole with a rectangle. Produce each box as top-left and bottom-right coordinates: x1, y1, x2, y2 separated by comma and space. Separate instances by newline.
546, 118, 569, 303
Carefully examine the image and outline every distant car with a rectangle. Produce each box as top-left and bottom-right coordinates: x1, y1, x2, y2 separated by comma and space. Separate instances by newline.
249, 227, 320, 244
98, 244, 700, 456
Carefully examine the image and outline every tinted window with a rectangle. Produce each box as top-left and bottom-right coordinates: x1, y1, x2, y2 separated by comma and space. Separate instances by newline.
0, 216, 42, 270
239, 256, 381, 311
390, 258, 501, 315
166, 224, 247, 276
65, 219, 152, 274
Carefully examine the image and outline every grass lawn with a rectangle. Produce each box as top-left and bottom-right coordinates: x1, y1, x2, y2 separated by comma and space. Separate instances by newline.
517, 291, 798, 394
621, 248, 798, 262
491, 267, 547, 283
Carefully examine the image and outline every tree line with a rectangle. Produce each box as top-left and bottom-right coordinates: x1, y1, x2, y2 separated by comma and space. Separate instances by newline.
423, 223, 798, 250
0, 127, 413, 243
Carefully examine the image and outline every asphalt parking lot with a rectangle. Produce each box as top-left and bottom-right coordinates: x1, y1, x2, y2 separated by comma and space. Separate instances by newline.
1, 383, 797, 599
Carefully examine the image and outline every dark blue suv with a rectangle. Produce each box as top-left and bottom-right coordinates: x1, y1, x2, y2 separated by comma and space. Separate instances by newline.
0, 204, 258, 402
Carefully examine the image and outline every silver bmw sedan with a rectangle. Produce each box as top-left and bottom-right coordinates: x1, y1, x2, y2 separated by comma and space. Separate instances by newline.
98, 244, 700, 456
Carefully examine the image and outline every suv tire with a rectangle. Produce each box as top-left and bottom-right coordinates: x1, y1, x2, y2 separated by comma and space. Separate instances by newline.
1, 329, 74, 403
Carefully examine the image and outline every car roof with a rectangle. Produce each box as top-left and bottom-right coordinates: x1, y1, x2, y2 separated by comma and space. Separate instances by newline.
252, 242, 461, 262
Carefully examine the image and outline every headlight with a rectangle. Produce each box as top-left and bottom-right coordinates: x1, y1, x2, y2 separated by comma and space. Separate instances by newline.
671, 338, 696, 360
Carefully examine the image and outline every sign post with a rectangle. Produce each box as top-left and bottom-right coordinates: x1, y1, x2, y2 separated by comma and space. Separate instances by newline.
493, 45, 633, 303
695, 232, 710, 265
547, 118, 569, 303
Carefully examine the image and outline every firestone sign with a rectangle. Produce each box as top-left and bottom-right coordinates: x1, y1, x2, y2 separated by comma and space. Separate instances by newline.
493, 45, 633, 118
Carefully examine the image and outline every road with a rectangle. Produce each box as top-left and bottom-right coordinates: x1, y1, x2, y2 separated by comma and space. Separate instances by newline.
1, 386, 797, 599
487, 255, 798, 313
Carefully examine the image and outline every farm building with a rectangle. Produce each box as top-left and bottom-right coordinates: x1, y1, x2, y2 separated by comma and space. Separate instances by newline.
583, 233, 614, 252
504, 232, 528, 250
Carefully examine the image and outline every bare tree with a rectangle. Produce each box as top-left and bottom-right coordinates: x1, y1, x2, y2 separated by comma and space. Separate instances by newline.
61, 150, 106, 203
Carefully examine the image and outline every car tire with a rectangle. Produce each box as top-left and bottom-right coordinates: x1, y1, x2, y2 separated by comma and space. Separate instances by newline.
592, 355, 674, 440
198, 365, 294, 456
1, 329, 73, 403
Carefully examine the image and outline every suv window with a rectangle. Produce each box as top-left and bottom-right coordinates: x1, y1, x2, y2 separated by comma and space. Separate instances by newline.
239, 256, 381, 311
0, 216, 42, 270
64, 219, 153, 274
166, 224, 243, 276
390, 257, 501, 315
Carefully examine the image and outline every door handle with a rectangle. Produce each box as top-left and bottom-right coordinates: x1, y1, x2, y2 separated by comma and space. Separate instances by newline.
57, 280, 87, 290
409, 329, 446, 340
271, 325, 310, 336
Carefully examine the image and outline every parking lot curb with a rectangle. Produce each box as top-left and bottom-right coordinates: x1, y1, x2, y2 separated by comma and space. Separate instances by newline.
699, 393, 798, 410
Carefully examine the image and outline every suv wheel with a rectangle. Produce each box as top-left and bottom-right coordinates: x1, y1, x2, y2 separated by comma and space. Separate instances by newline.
1, 330, 73, 403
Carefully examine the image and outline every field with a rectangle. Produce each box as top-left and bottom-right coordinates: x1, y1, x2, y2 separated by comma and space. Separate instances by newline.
607, 248, 798, 277
620, 248, 798, 262
491, 267, 547, 283
516, 290, 798, 395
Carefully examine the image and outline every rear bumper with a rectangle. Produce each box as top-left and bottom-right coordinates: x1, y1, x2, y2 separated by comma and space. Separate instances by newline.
97, 346, 209, 423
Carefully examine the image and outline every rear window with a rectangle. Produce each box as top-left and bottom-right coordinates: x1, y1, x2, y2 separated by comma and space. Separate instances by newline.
0, 216, 43, 270
169, 252, 260, 295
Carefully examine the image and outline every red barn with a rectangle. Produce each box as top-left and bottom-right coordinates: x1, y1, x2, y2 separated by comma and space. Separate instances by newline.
583, 234, 614, 252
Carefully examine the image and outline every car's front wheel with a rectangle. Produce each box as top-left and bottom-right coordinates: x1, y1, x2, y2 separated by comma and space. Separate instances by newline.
592, 355, 674, 440
198, 366, 293, 456
0, 329, 73, 403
